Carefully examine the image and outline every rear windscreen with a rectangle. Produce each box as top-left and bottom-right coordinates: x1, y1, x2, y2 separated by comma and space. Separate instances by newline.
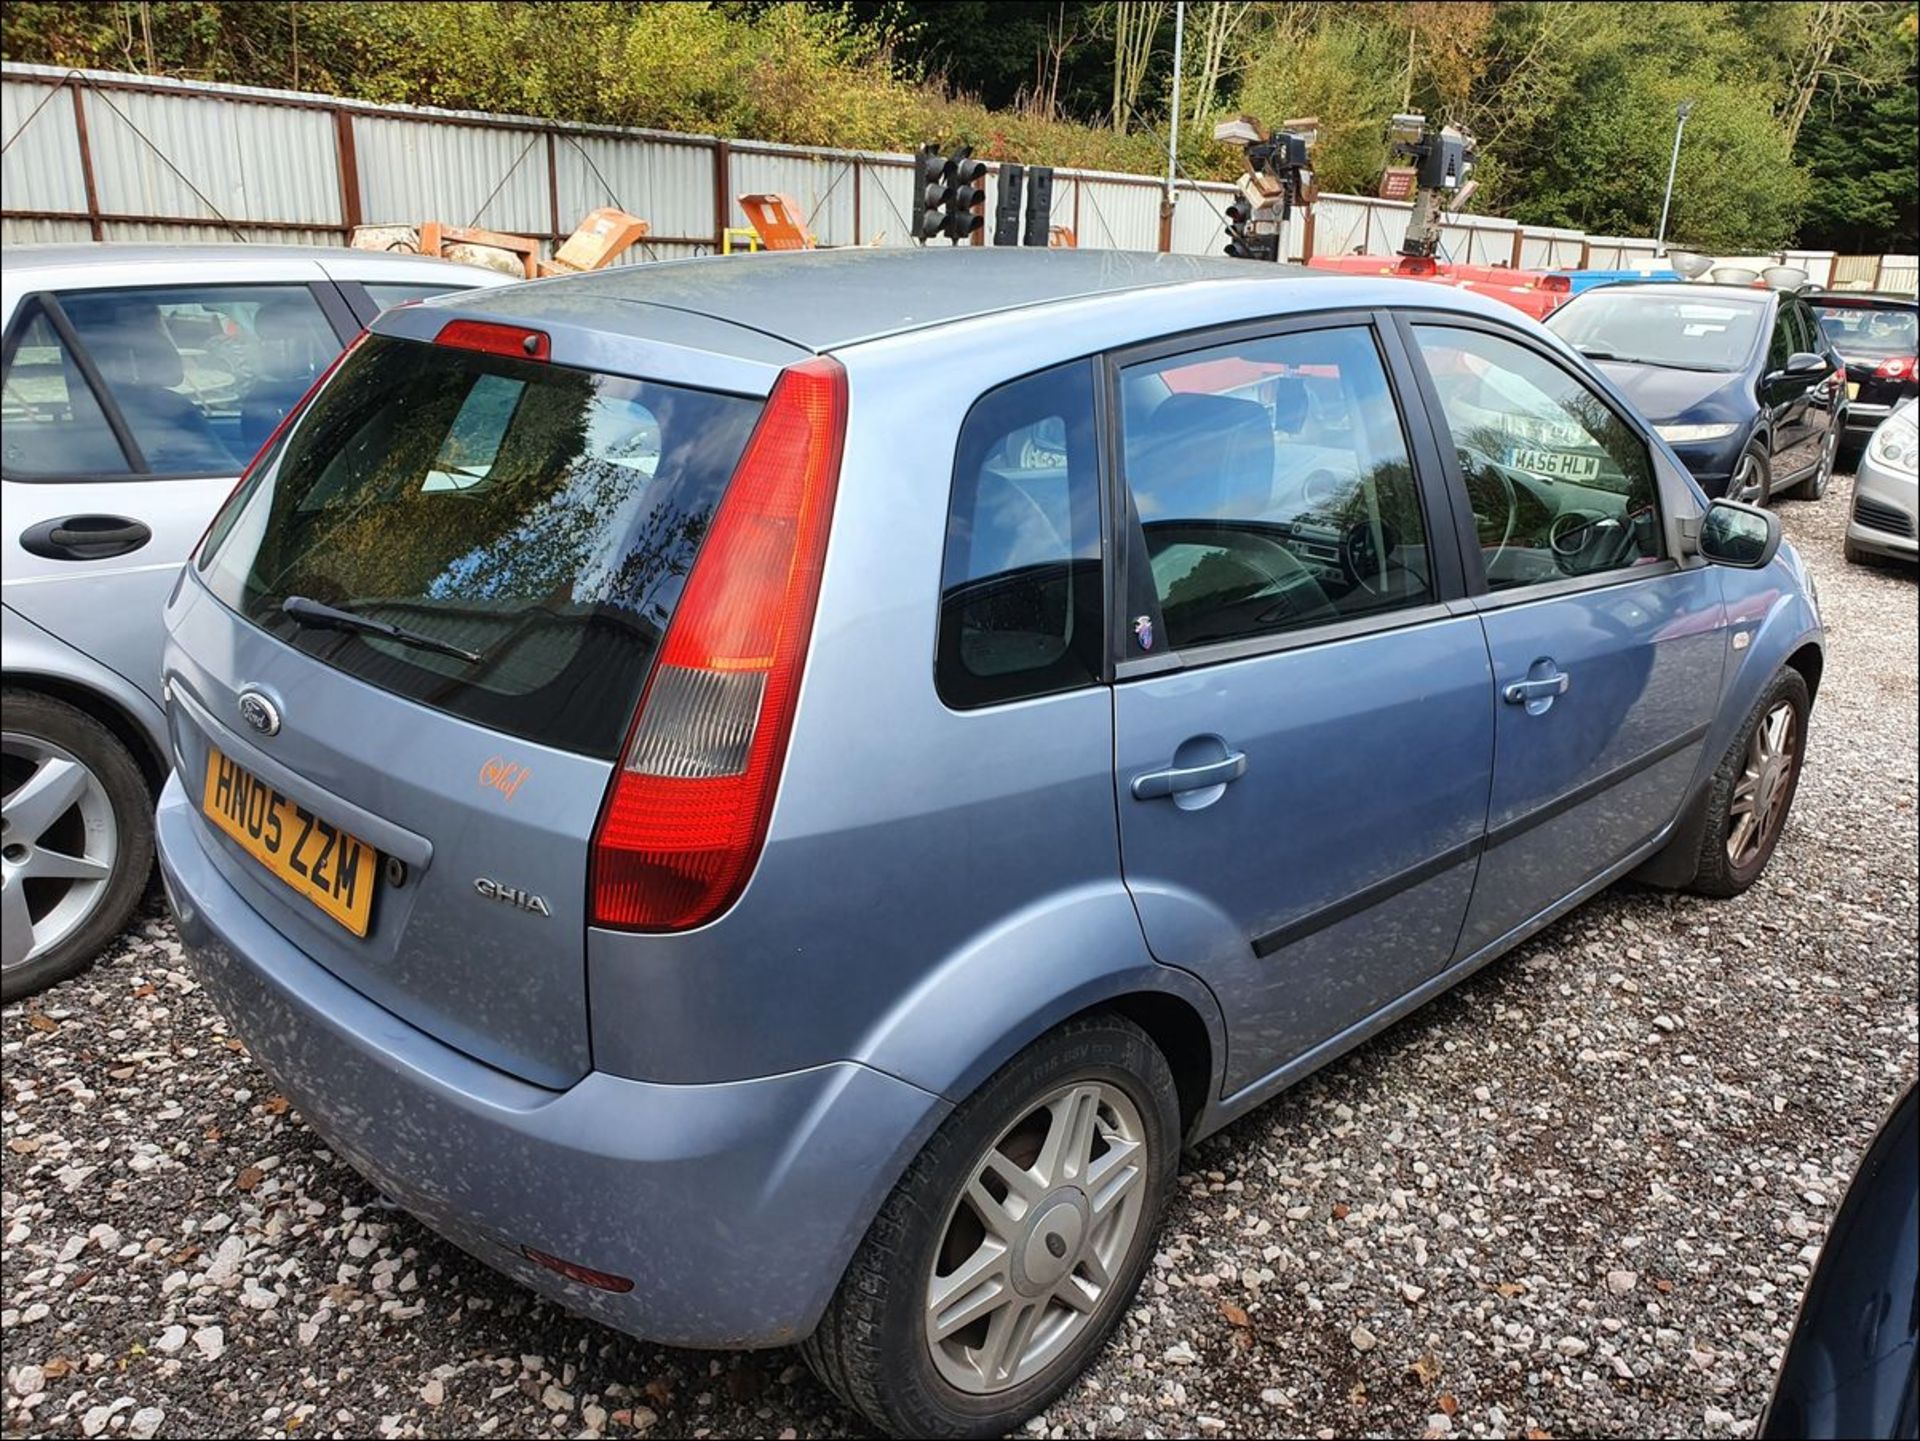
199, 334, 762, 758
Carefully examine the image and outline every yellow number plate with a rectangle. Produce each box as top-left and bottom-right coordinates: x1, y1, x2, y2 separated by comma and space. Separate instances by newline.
1846, 380, 1861, 399
201, 747, 378, 936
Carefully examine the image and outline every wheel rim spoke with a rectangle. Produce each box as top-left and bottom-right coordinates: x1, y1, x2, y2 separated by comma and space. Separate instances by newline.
17, 846, 111, 884
979, 1299, 1043, 1387
4, 754, 88, 844
927, 1241, 1013, 1342
1034, 1084, 1101, 1188
1, 877, 32, 970
1086, 1136, 1144, 1220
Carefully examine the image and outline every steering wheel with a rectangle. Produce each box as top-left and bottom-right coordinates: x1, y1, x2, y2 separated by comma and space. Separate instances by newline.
1340, 520, 1400, 596
1549, 509, 1631, 575
1459, 447, 1519, 572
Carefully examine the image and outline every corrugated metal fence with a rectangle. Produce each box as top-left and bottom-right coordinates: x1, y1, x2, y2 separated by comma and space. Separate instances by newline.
4, 61, 1911, 291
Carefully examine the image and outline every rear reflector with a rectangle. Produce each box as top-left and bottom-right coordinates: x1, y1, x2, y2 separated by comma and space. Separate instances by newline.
520, 1247, 633, 1293
192, 329, 367, 566
590, 356, 848, 931
436, 318, 550, 362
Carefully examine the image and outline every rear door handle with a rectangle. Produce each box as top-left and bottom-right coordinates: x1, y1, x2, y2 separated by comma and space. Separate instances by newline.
1131, 751, 1248, 800
1504, 673, 1570, 705
20, 515, 153, 561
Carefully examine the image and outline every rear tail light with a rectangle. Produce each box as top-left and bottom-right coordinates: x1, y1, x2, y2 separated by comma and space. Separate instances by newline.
1873, 356, 1916, 382
590, 356, 848, 931
191, 329, 366, 566
1540, 275, 1571, 292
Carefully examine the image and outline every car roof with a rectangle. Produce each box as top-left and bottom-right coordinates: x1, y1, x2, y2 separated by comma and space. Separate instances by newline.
1572, 281, 1775, 306
2, 242, 511, 290
448, 247, 1338, 353
1807, 290, 1917, 308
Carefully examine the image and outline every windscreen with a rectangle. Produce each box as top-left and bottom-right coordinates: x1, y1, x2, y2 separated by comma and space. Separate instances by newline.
199, 334, 762, 758
1549, 292, 1766, 372
1813, 301, 1918, 361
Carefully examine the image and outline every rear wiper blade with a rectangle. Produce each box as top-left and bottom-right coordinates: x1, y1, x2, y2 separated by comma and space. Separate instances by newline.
281, 595, 482, 664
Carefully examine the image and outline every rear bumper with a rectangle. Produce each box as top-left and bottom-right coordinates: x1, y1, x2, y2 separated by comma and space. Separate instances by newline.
1842, 402, 1892, 440
155, 775, 947, 1348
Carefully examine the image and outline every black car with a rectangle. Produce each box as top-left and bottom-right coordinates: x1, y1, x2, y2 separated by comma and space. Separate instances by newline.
1546, 282, 1846, 505
1808, 291, 1919, 459
1762, 1082, 1919, 1440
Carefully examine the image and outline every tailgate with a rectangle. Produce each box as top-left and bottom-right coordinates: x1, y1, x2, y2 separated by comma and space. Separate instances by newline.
165, 330, 763, 1087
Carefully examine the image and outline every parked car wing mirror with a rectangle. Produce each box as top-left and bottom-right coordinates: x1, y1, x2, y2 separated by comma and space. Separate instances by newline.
1698, 498, 1781, 568
1785, 350, 1828, 376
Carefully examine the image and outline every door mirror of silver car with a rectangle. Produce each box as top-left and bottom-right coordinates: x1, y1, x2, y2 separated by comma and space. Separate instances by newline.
1698, 498, 1782, 568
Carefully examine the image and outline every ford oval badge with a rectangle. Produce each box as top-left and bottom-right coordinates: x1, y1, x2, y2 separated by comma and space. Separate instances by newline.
237, 689, 281, 737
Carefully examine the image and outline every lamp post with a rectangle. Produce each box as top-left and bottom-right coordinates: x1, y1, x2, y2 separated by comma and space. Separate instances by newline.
1655, 99, 1694, 256
1159, 1, 1185, 251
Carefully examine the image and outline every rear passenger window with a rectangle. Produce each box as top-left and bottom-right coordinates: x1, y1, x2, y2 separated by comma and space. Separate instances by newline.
937, 360, 1103, 708
0, 304, 131, 477
1117, 326, 1435, 653
59, 284, 341, 477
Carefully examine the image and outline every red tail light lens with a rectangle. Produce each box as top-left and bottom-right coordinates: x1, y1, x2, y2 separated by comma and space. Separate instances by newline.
191, 330, 366, 566
436, 318, 550, 361
1540, 275, 1571, 292
1873, 356, 1916, 382
590, 356, 848, 931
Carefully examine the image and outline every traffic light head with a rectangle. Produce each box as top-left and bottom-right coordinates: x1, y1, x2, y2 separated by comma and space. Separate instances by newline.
944, 147, 988, 241
912, 145, 948, 242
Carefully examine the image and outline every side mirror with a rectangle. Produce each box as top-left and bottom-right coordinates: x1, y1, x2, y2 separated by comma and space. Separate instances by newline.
1786, 350, 1828, 376
1698, 498, 1781, 568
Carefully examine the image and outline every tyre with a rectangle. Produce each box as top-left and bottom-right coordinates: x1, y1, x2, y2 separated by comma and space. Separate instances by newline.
1843, 536, 1872, 567
1787, 423, 1839, 501
1730, 440, 1772, 507
803, 1014, 1179, 1439
2, 690, 153, 1001
1686, 667, 1810, 899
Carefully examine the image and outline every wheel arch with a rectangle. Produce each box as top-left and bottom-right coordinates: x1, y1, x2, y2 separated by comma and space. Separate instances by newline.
2, 669, 168, 794
850, 883, 1228, 1145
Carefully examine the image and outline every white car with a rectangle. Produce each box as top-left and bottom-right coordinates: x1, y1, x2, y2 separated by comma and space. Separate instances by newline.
3, 244, 513, 998
1845, 397, 1918, 565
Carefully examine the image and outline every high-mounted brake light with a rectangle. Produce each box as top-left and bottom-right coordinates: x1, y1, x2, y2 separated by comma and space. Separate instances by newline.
590, 356, 848, 931
436, 318, 550, 361
191, 329, 367, 566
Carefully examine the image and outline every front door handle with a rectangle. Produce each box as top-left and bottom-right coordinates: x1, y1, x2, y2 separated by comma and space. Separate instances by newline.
1504, 672, 1570, 705
20, 515, 153, 561
1131, 751, 1248, 800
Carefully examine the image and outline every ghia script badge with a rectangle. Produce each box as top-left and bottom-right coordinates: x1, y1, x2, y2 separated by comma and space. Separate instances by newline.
236, 689, 281, 736
474, 877, 552, 916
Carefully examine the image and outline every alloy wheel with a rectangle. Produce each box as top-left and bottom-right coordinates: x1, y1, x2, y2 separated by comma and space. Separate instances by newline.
925, 1081, 1149, 1394
1732, 452, 1765, 506
1728, 701, 1797, 869
1, 734, 118, 974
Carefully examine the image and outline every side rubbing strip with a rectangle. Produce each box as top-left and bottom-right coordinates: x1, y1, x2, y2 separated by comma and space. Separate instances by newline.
1248, 721, 1713, 961
1482, 722, 1713, 851
1252, 836, 1485, 959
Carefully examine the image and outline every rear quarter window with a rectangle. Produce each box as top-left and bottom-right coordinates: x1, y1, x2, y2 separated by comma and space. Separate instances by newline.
936, 360, 1104, 708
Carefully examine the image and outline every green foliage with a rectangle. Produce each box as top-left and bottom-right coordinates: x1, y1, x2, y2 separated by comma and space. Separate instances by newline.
3, 1, 1915, 250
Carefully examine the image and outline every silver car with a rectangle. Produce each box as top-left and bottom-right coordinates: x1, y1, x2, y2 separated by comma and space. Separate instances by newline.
2, 244, 509, 998
1845, 396, 1918, 565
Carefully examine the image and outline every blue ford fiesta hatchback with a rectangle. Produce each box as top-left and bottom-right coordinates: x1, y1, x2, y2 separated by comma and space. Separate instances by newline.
157, 250, 1823, 1438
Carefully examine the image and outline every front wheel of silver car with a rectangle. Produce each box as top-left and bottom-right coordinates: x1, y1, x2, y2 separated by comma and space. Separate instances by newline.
803, 1015, 1178, 1439
1, 691, 153, 1002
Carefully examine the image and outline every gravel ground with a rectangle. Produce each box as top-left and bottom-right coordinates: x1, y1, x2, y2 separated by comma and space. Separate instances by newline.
5, 475, 1916, 1441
